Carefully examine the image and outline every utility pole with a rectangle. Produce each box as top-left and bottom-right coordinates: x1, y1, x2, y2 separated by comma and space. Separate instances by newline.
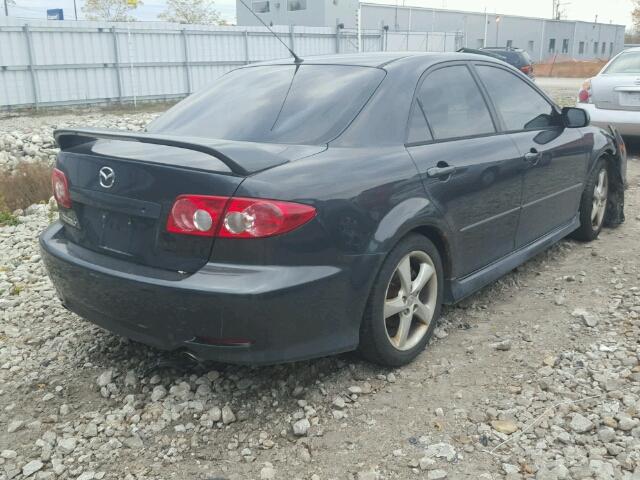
73, 0, 78, 20
552, 0, 570, 20
4, 0, 9, 17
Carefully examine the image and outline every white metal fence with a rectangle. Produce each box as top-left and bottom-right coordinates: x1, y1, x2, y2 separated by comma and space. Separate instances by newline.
0, 17, 463, 110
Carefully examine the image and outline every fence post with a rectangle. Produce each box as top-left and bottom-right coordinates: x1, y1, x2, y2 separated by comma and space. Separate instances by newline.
335, 26, 341, 53
23, 24, 40, 110
244, 29, 250, 64
289, 25, 295, 53
181, 29, 192, 95
380, 27, 384, 51
111, 27, 124, 104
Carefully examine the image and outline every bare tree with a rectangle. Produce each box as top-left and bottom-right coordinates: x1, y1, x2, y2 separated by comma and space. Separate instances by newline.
82, 0, 142, 22
634, 0, 640, 33
159, 0, 222, 25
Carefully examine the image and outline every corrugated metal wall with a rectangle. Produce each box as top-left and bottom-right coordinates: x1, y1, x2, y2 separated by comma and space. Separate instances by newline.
360, 3, 626, 63
0, 17, 462, 110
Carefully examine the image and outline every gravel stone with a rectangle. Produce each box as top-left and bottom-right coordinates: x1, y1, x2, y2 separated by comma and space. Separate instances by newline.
428, 470, 448, 480
293, 418, 311, 436
569, 413, 594, 433
22, 460, 44, 477
222, 406, 236, 424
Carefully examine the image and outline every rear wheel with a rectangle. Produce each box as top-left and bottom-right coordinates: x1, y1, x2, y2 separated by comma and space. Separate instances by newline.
359, 234, 443, 367
572, 159, 609, 241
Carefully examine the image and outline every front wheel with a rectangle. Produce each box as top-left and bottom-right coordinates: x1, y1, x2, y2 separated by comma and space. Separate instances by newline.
572, 159, 609, 241
359, 234, 443, 367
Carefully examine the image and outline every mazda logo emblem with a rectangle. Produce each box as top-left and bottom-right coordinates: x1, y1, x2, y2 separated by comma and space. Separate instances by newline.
99, 166, 115, 189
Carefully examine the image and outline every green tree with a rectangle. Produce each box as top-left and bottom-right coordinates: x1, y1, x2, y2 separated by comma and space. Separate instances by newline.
82, 0, 142, 22
158, 0, 222, 25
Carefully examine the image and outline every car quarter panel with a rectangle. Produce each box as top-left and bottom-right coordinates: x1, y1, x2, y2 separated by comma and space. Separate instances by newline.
218, 146, 445, 339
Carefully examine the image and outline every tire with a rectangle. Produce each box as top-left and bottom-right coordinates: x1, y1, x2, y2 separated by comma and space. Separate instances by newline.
572, 158, 609, 242
359, 234, 443, 367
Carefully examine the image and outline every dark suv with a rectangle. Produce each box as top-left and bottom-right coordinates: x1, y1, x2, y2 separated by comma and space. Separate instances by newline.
458, 47, 535, 78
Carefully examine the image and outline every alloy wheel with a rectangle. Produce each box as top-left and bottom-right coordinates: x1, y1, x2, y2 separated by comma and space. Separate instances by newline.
591, 168, 608, 230
383, 250, 438, 351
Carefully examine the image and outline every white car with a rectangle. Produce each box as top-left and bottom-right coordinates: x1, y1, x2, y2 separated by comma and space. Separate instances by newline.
577, 47, 640, 138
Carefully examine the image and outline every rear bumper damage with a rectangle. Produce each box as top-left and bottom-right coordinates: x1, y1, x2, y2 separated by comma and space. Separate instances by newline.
40, 222, 366, 365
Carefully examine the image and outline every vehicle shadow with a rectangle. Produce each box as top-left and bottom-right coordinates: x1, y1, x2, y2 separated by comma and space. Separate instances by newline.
625, 137, 640, 157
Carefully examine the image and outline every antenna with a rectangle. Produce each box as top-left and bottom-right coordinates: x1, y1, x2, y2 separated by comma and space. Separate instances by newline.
238, 0, 303, 64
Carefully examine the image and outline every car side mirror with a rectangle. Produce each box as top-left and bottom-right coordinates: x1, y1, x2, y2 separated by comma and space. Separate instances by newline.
562, 107, 590, 128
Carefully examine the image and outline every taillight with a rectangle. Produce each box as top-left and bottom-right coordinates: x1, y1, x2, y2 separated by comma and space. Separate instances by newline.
520, 65, 532, 75
51, 168, 71, 208
578, 79, 592, 103
166, 195, 316, 238
220, 198, 316, 238
166, 195, 228, 237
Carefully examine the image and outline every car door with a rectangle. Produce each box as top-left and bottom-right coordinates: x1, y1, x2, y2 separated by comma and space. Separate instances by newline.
474, 63, 590, 248
406, 63, 524, 277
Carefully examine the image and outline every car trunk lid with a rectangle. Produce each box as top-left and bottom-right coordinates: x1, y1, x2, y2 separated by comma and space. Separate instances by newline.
592, 75, 640, 111
54, 129, 324, 273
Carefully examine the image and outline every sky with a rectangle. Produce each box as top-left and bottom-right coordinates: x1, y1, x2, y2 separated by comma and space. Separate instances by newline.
4, 0, 636, 28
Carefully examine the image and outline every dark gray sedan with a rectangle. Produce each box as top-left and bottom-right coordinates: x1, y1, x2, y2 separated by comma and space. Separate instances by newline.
40, 52, 626, 367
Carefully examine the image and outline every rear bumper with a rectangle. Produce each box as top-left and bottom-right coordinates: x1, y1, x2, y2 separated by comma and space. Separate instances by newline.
578, 103, 640, 137
40, 222, 374, 365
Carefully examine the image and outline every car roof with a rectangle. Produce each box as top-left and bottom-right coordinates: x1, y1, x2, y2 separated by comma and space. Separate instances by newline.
251, 51, 505, 69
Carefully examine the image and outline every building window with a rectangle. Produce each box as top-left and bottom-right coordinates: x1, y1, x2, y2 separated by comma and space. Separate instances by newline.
288, 0, 307, 11
548, 38, 556, 53
594, 42, 599, 54
506, 40, 513, 48
579, 41, 585, 54
252, 1, 270, 13
562, 39, 569, 54
528, 40, 534, 51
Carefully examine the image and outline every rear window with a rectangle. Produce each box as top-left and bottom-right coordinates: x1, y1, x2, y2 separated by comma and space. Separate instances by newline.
605, 52, 640, 74
148, 65, 385, 145
482, 49, 530, 67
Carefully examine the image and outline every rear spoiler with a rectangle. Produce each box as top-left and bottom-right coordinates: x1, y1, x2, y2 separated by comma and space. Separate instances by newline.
54, 128, 250, 176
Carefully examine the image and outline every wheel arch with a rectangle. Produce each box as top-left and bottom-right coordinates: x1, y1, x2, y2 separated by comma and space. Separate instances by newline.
586, 129, 625, 227
410, 224, 453, 284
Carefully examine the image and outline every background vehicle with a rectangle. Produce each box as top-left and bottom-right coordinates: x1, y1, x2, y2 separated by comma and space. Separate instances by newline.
40, 52, 625, 367
577, 47, 640, 138
458, 46, 535, 78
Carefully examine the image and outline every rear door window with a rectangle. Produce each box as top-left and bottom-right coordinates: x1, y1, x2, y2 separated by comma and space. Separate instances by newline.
476, 65, 558, 131
148, 65, 385, 145
414, 65, 495, 141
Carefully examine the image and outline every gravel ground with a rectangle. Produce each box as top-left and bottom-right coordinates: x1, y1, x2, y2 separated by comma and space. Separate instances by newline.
1, 87, 640, 480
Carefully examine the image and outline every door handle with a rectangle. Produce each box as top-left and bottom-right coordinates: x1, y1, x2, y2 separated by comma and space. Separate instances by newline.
427, 165, 457, 179
524, 150, 540, 164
